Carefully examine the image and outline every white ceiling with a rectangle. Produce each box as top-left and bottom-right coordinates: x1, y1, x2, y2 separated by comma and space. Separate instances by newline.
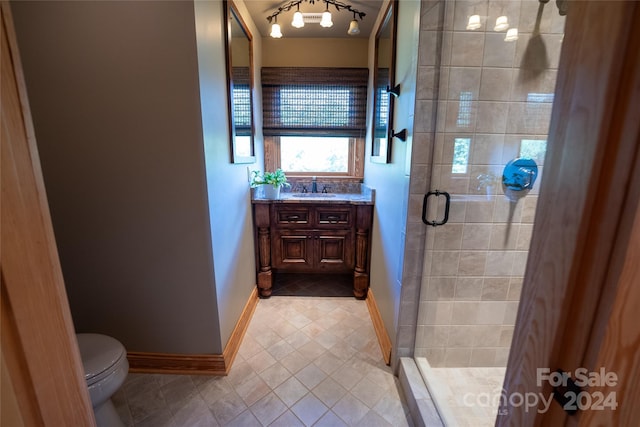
243, 0, 384, 39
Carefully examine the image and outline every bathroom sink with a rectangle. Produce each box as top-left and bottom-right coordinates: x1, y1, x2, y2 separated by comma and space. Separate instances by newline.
290, 193, 337, 198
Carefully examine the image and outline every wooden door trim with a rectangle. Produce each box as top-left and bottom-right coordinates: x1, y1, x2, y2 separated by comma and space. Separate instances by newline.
500, 1, 640, 425
1, 2, 95, 425
579, 4, 640, 373
581, 174, 640, 426
576, 7, 640, 424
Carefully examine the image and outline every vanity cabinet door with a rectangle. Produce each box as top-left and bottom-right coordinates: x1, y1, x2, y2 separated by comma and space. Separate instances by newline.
314, 229, 354, 272
272, 230, 314, 271
271, 229, 354, 272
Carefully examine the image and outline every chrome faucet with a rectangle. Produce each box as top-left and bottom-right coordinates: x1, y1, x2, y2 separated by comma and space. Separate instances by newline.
311, 176, 317, 193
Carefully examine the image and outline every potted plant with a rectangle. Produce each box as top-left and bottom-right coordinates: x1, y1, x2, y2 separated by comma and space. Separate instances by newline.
250, 168, 290, 199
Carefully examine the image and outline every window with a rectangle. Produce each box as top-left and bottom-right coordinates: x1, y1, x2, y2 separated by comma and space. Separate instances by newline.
452, 138, 471, 174
373, 68, 390, 139
280, 137, 350, 173
262, 67, 368, 177
231, 67, 252, 157
232, 85, 251, 131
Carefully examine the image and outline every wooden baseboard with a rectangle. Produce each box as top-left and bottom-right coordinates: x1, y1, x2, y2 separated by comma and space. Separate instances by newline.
366, 289, 392, 365
127, 352, 226, 375
127, 286, 259, 375
222, 286, 259, 370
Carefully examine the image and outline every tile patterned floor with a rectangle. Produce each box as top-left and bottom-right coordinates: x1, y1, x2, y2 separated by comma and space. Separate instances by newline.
427, 367, 506, 427
113, 296, 414, 426
270, 273, 354, 297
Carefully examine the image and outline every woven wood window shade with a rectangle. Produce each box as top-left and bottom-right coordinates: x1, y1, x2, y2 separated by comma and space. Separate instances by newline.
262, 67, 368, 137
232, 67, 251, 135
374, 68, 389, 139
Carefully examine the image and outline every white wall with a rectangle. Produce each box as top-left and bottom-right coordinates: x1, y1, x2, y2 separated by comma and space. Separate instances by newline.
194, 0, 262, 348
364, 0, 420, 355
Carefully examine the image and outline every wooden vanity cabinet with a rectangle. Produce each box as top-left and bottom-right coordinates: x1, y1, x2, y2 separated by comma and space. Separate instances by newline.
252, 201, 373, 299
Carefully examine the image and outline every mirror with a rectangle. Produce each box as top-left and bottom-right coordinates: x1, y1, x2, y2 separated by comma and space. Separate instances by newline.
371, 0, 398, 164
224, 1, 255, 163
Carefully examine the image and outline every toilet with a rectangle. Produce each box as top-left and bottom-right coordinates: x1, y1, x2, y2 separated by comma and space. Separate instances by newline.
76, 333, 129, 427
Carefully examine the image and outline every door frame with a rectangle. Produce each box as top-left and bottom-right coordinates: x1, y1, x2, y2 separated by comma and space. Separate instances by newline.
3, 0, 640, 424
500, 1, 640, 425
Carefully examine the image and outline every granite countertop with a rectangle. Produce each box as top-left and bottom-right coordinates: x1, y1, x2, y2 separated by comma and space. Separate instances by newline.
251, 185, 375, 205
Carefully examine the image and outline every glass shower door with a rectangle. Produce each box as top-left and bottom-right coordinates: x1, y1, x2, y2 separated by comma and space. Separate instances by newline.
413, 0, 565, 425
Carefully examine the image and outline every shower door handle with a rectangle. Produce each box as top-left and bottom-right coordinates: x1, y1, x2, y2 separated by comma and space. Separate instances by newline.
422, 190, 450, 227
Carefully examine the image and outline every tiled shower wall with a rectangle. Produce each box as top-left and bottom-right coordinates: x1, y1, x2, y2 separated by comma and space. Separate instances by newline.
413, 0, 565, 367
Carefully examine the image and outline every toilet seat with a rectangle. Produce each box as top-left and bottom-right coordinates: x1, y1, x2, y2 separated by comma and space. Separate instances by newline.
76, 333, 126, 386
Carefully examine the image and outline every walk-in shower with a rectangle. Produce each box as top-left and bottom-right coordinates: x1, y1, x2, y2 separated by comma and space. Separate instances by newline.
413, 0, 566, 425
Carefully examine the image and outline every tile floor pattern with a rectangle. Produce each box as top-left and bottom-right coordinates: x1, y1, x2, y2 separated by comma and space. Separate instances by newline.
270, 274, 354, 297
428, 367, 506, 427
113, 297, 415, 426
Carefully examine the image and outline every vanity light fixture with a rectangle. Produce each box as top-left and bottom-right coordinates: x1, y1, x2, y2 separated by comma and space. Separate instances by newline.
320, 2, 333, 27
466, 14, 481, 30
270, 16, 283, 38
266, 0, 365, 38
347, 12, 360, 35
292, 5, 305, 28
494, 15, 509, 31
505, 27, 518, 41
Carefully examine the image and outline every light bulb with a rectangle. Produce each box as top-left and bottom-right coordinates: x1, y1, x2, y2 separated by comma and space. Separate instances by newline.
494, 15, 509, 32
505, 27, 518, 41
320, 10, 333, 28
292, 11, 304, 28
348, 19, 360, 35
270, 22, 282, 38
466, 14, 481, 30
